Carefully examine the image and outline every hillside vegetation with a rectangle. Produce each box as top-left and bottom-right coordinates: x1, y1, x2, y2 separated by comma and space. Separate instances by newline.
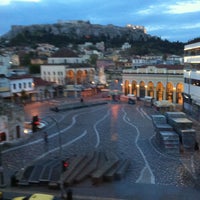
0, 21, 184, 55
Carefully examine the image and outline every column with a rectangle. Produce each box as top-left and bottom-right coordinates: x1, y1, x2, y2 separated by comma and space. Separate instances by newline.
173, 87, 176, 103
145, 85, 147, 96
121, 83, 124, 94
129, 84, 132, 94
163, 88, 166, 100
136, 85, 139, 98
154, 87, 157, 99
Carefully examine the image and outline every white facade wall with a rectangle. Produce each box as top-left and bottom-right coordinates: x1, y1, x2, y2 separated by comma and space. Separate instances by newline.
0, 77, 10, 97
41, 65, 65, 85
122, 42, 131, 50
183, 42, 200, 119
10, 77, 34, 93
48, 57, 87, 64
0, 116, 8, 139
132, 58, 147, 67
0, 54, 11, 76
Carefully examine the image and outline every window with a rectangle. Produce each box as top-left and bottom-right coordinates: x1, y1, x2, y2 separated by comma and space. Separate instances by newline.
19, 83, 22, 89
13, 83, 16, 90
23, 82, 26, 88
28, 82, 31, 88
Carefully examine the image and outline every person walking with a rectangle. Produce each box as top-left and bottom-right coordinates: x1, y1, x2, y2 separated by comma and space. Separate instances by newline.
60, 180, 66, 199
43, 131, 48, 143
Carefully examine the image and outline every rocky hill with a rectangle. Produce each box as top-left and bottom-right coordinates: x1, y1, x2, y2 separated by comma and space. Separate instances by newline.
0, 20, 184, 55
1, 21, 150, 47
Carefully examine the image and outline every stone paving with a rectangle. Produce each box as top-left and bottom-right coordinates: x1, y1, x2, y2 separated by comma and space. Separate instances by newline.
1, 99, 200, 200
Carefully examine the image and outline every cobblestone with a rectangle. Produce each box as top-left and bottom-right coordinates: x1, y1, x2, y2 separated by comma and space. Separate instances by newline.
1, 100, 200, 199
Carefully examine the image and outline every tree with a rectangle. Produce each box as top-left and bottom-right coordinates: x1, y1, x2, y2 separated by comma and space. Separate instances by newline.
29, 64, 40, 74
89, 54, 98, 65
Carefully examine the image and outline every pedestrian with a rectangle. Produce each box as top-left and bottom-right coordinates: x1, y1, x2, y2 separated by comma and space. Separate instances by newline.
66, 188, 73, 200
60, 180, 67, 199
194, 141, 199, 151
43, 131, 48, 143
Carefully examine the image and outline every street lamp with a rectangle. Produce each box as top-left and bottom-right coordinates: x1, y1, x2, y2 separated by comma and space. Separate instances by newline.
74, 68, 77, 98
0, 143, 6, 188
49, 116, 62, 159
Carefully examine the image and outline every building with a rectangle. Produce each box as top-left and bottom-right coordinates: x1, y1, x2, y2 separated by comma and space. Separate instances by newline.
8, 75, 35, 102
0, 54, 11, 76
0, 74, 10, 98
122, 65, 184, 104
122, 42, 131, 50
183, 42, 200, 120
0, 102, 25, 142
126, 24, 147, 34
47, 48, 87, 64
41, 49, 96, 97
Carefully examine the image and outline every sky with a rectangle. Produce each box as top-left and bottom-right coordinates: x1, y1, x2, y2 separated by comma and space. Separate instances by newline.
0, 0, 200, 43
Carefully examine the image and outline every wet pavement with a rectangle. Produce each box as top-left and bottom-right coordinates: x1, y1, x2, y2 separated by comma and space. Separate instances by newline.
1, 99, 200, 200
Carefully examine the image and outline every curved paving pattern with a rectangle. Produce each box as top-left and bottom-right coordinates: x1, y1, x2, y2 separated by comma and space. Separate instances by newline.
1, 101, 200, 199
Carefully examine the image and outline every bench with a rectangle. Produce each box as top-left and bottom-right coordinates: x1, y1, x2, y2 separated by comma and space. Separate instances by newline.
39, 159, 58, 184
29, 165, 44, 184
17, 165, 34, 186
91, 152, 119, 185
65, 152, 95, 186
115, 159, 130, 180
61, 155, 86, 185
75, 151, 100, 183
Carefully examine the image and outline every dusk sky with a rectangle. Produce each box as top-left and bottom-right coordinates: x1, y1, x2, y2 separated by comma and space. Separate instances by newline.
0, 0, 200, 42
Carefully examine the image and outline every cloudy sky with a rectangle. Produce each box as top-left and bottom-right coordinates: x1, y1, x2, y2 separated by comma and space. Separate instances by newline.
0, 0, 200, 42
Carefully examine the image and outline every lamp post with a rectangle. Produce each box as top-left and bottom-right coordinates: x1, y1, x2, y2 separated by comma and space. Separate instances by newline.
0, 143, 6, 188
49, 116, 62, 159
74, 68, 77, 98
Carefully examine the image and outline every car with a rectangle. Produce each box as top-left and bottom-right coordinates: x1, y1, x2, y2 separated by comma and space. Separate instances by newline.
12, 193, 58, 200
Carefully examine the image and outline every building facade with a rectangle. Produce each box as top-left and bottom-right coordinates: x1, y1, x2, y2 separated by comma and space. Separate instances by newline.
0, 75, 10, 98
0, 102, 25, 142
0, 54, 11, 76
41, 64, 95, 97
183, 42, 200, 120
122, 65, 184, 104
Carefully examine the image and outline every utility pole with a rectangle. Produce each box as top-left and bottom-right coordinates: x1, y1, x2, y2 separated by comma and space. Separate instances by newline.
0, 144, 6, 188
49, 116, 62, 159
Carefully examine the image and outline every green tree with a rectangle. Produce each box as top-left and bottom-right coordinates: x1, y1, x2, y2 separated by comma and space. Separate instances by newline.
29, 64, 40, 74
89, 54, 98, 65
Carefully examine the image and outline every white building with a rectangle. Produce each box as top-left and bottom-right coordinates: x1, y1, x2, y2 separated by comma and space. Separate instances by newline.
132, 56, 162, 68
0, 54, 11, 76
48, 56, 87, 64
0, 106, 25, 142
122, 42, 131, 50
41, 53, 95, 97
183, 42, 200, 120
9, 75, 34, 95
0, 74, 10, 97
122, 65, 184, 104
41, 65, 65, 85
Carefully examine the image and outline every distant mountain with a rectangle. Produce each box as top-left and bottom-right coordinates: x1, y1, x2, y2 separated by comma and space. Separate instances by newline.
0, 20, 184, 55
